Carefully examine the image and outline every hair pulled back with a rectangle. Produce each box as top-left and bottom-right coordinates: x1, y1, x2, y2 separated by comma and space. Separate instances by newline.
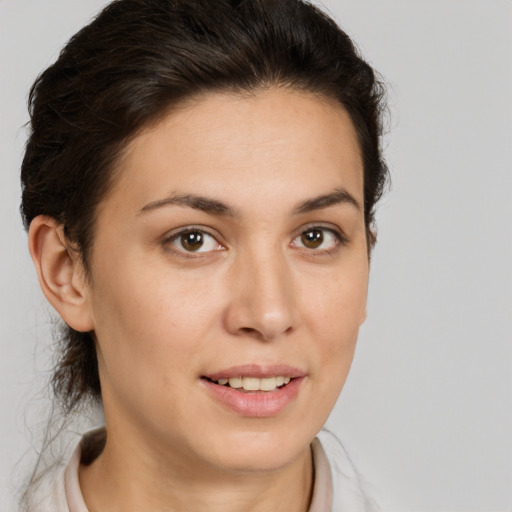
20, 0, 388, 413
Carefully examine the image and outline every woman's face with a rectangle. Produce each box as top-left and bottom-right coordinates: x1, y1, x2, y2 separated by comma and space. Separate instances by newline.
84, 88, 369, 474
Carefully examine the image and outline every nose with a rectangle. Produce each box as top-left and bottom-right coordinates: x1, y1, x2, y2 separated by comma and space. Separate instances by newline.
224, 248, 297, 341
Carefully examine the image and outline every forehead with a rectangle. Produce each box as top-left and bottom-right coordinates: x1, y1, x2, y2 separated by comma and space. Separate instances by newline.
104, 88, 364, 216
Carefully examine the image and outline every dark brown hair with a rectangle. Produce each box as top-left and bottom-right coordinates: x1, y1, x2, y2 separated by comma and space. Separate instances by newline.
21, 0, 388, 413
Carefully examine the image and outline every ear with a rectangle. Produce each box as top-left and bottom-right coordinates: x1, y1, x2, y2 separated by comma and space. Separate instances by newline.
366, 225, 377, 259
359, 304, 367, 326
28, 215, 94, 332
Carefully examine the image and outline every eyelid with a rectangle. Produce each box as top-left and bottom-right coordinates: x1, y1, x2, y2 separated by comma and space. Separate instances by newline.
162, 225, 226, 255
290, 223, 347, 251
292, 222, 346, 240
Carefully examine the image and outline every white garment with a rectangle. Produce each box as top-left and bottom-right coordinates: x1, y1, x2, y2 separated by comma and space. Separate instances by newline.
318, 430, 380, 512
28, 428, 379, 511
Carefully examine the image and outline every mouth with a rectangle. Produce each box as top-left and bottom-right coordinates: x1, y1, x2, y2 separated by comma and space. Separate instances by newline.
200, 365, 305, 417
201, 375, 293, 393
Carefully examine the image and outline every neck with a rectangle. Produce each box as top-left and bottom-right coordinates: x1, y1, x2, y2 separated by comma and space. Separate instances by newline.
79, 428, 314, 512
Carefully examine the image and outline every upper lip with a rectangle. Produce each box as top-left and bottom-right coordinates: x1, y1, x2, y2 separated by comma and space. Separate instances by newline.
202, 364, 307, 381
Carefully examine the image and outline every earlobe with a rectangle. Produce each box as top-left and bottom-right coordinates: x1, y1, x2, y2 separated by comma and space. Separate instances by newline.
360, 305, 367, 325
28, 216, 94, 332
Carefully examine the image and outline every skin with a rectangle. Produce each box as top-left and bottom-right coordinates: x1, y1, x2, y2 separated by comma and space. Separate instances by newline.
29, 88, 369, 512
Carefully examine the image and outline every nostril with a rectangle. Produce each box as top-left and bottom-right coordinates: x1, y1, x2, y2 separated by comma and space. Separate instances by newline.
237, 325, 293, 342
239, 326, 269, 340
224, 291, 296, 341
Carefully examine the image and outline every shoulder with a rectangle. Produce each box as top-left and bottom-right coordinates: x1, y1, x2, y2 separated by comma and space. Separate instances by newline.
316, 429, 381, 512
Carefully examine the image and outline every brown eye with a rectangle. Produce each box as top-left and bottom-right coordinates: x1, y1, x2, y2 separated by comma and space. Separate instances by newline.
180, 231, 204, 251
292, 227, 340, 252
168, 229, 223, 254
301, 229, 324, 249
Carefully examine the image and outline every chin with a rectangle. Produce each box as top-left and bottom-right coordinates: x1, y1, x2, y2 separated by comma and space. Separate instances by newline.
198, 426, 315, 474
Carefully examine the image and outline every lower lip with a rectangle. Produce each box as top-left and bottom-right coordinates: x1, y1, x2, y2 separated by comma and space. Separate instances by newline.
201, 378, 304, 417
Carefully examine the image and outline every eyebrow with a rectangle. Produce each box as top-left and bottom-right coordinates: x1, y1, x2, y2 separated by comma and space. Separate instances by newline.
138, 194, 236, 217
138, 187, 361, 217
293, 187, 361, 214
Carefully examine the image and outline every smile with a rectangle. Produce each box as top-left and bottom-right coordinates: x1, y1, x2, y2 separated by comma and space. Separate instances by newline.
201, 365, 305, 417
207, 376, 292, 392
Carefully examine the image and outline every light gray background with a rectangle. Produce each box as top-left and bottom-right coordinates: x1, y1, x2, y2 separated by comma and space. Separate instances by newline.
1, 1, 511, 510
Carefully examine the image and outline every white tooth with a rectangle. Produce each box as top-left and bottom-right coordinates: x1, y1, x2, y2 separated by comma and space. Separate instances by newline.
283, 377, 291, 384
242, 377, 260, 391
228, 377, 243, 388
275, 376, 285, 387
217, 378, 228, 386
260, 377, 277, 391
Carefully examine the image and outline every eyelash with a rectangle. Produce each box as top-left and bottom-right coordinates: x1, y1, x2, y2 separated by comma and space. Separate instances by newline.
162, 224, 346, 258
290, 224, 346, 255
163, 226, 224, 258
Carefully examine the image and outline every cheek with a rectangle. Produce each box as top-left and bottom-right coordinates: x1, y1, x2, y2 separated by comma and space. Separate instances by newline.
304, 263, 368, 336
301, 262, 368, 389
89, 253, 230, 385
89, 265, 221, 434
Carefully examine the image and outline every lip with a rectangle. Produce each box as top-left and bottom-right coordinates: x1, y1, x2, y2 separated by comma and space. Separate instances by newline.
201, 364, 307, 418
202, 364, 306, 381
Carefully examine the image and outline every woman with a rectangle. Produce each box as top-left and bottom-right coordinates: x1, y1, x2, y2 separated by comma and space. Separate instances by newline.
20, 0, 388, 510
